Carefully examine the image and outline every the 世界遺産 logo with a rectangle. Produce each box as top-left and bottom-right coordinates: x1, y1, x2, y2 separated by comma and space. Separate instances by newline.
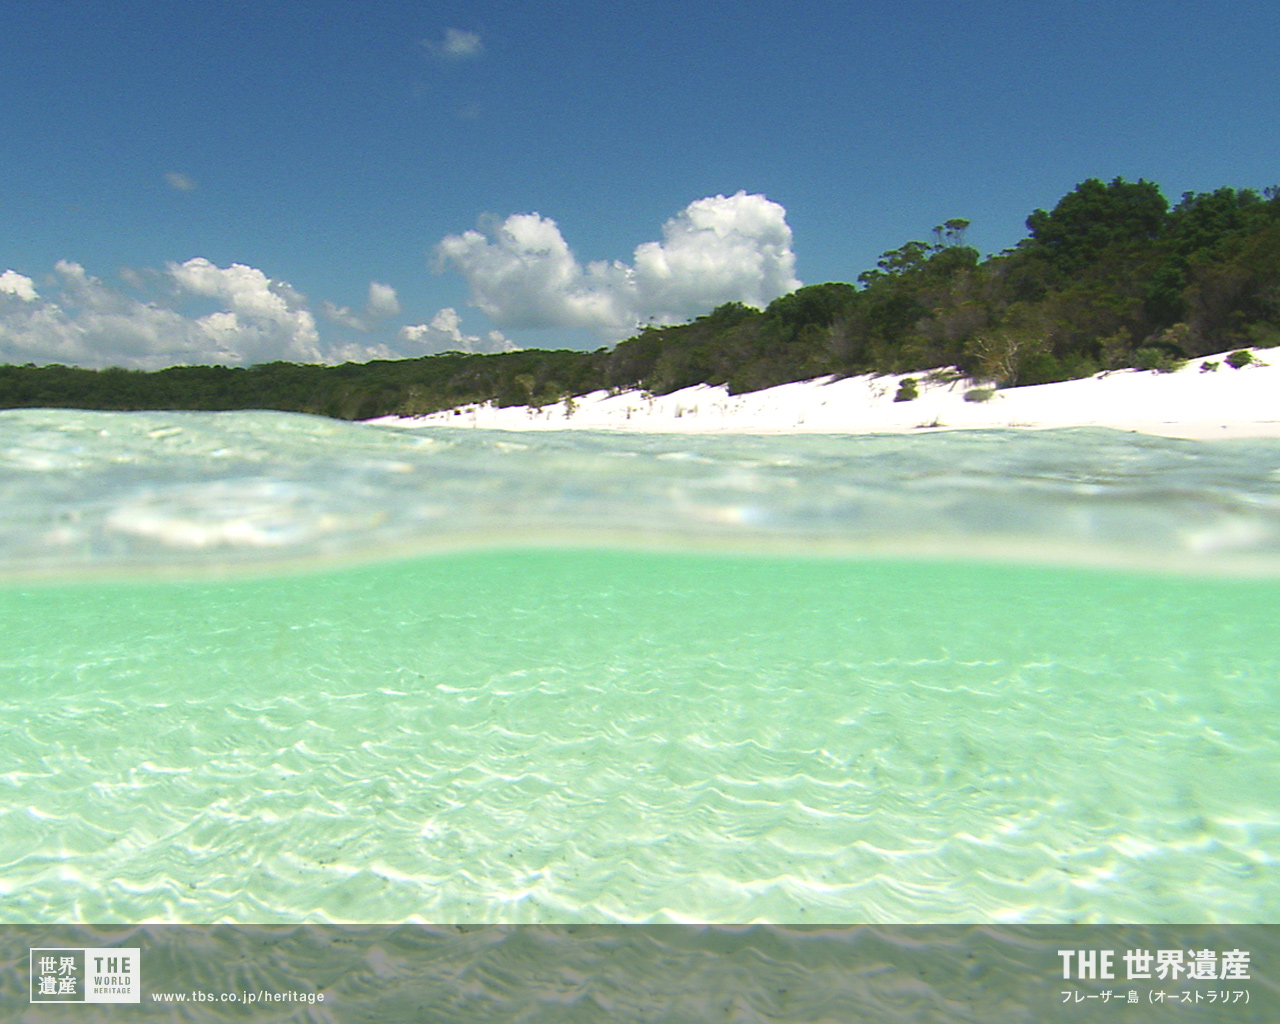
30, 948, 140, 1003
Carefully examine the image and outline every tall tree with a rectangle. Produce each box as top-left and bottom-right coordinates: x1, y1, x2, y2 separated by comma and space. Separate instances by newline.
1026, 177, 1168, 273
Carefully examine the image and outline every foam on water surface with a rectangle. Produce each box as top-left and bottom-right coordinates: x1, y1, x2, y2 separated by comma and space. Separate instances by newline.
1, 409, 1279, 924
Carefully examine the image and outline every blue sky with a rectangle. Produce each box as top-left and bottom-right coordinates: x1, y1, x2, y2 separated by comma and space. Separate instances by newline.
1, 0, 1277, 368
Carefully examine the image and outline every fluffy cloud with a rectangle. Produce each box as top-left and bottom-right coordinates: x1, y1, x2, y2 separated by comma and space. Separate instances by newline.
366, 282, 400, 317
168, 257, 323, 362
436, 214, 631, 331
0, 259, 396, 369
321, 282, 401, 332
0, 270, 39, 302
400, 308, 515, 354
0, 262, 211, 366
435, 192, 801, 338
632, 193, 801, 316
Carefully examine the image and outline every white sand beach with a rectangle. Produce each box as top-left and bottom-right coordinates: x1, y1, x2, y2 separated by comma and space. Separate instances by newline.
369, 346, 1280, 441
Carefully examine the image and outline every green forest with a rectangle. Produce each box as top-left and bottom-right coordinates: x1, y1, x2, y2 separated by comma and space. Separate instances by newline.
3, 177, 1278, 420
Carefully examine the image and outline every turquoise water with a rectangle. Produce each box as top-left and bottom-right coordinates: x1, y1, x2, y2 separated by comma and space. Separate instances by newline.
2, 410, 1279, 925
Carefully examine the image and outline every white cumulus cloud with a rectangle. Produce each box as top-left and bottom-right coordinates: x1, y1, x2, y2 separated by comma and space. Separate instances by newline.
366, 282, 400, 317
320, 282, 401, 332
168, 257, 323, 362
0, 270, 39, 302
0, 259, 398, 369
435, 192, 801, 338
632, 193, 801, 317
400, 308, 515, 354
0, 261, 212, 366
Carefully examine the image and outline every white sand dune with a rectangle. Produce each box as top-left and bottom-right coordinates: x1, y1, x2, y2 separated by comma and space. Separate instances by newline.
369, 347, 1280, 441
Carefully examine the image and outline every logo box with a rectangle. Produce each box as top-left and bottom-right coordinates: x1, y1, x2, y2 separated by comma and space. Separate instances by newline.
30, 947, 140, 1003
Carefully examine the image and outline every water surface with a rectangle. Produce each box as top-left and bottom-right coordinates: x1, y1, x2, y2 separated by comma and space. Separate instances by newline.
2, 410, 1278, 923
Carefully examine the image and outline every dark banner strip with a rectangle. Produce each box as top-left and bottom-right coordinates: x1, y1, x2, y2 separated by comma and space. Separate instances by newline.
2, 924, 1276, 1022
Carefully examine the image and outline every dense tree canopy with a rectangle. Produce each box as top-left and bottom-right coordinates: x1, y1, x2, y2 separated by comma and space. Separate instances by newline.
2, 177, 1278, 418
1025, 177, 1169, 274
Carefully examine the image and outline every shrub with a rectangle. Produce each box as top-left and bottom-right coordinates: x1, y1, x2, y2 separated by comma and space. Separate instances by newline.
894, 378, 919, 402
1133, 347, 1185, 373
1200, 361, 1220, 372
1016, 351, 1067, 386
1226, 350, 1254, 369
964, 387, 996, 403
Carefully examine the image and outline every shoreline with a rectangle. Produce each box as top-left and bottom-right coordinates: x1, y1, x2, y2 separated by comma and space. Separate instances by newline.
368, 346, 1280, 442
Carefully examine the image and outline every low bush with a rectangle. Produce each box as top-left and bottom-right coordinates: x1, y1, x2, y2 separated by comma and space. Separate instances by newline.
1133, 347, 1185, 373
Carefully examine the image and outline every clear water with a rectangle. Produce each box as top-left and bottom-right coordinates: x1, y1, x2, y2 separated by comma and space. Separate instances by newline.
2, 409, 1279, 924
